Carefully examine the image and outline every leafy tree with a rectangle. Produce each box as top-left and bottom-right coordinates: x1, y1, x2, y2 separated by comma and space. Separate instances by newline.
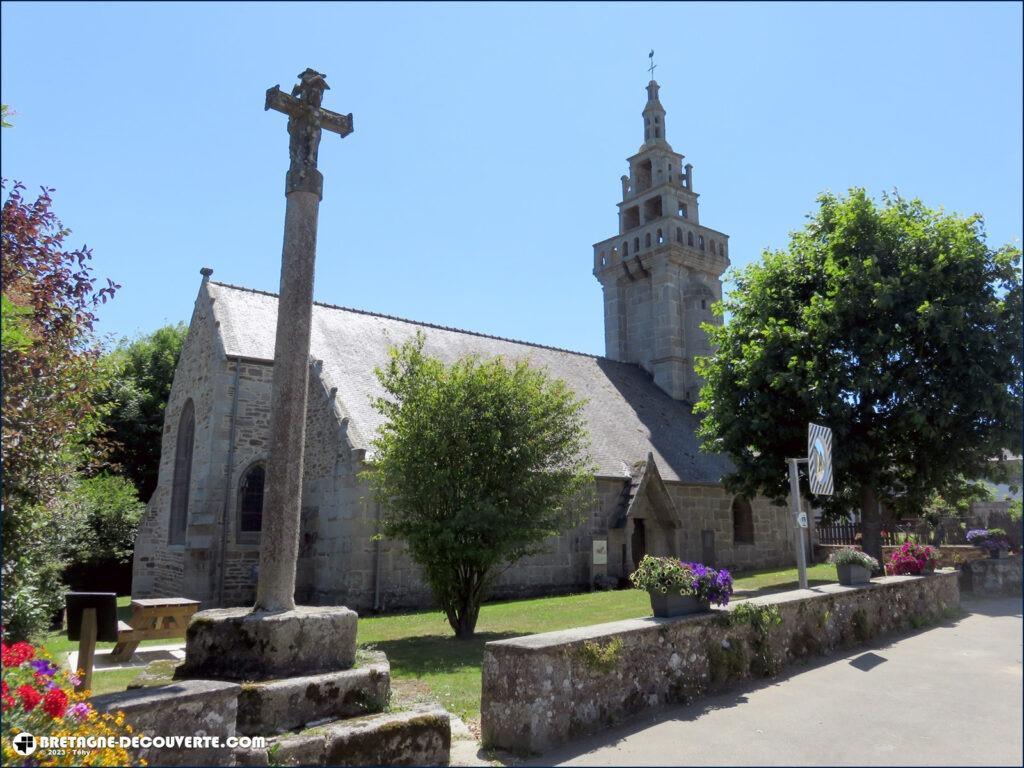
695, 189, 1022, 564
94, 324, 188, 501
1, 180, 118, 640
53, 474, 145, 567
365, 333, 593, 639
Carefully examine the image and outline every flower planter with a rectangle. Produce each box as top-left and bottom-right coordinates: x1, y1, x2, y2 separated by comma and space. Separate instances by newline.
648, 591, 710, 618
836, 563, 872, 586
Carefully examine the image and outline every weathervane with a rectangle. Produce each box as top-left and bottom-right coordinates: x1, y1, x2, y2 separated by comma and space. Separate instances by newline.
648, 49, 657, 81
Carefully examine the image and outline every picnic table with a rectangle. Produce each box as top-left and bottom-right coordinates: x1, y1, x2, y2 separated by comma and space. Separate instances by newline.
108, 597, 200, 662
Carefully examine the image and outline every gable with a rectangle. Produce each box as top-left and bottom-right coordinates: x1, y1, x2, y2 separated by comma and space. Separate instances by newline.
207, 281, 731, 484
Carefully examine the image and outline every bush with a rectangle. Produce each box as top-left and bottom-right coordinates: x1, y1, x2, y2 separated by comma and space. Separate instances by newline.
629, 555, 733, 606
827, 546, 879, 571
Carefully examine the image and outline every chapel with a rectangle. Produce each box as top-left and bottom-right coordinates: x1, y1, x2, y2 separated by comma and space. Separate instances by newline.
131, 80, 796, 610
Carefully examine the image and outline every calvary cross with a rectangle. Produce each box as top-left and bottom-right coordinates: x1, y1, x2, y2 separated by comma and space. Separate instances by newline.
265, 68, 353, 200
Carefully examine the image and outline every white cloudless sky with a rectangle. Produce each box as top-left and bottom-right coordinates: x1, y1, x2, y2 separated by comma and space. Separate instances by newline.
2, 1, 1021, 354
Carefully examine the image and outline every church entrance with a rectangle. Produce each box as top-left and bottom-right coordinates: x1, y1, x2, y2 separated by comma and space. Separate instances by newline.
631, 519, 648, 564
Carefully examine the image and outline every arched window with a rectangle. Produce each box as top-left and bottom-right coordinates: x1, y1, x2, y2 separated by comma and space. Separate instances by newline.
732, 497, 754, 545
699, 235, 705, 251
656, 229, 663, 244
168, 399, 195, 545
623, 241, 629, 257
645, 232, 651, 248
676, 227, 683, 243
687, 231, 694, 247
634, 237, 640, 252
710, 240, 716, 255
237, 462, 266, 545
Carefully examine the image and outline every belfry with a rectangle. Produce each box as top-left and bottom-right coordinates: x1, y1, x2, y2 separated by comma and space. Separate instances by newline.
593, 79, 731, 402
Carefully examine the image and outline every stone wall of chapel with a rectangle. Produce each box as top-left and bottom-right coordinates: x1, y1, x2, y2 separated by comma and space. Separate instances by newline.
132, 285, 222, 601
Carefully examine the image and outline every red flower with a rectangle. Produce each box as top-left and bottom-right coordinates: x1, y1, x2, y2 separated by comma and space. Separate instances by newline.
1, 680, 8, 695
17, 684, 42, 711
42, 688, 68, 718
2, 641, 35, 667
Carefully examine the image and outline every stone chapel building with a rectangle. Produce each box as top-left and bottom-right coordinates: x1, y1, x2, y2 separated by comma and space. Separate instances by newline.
131, 80, 795, 610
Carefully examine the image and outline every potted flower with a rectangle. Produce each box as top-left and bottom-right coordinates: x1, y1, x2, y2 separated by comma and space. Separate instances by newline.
885, 541, 937, 576
966, 528, 1011, 559
827, 546, 878, 586
629, 555, 733, 617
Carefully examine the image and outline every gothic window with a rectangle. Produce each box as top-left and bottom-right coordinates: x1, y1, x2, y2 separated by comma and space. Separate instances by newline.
634, 237, 640, 252
733, 497, 754, 544
678, 202, 688, 219
237, 462, 266, 545
699, 235, 705, 251
656, 229, 663, 244
623, 241, 629, 257
687, 231, 694, 247
655, 128, 662, 139
676, 227, 683, 243
168, 399, 195, 545
710, 240, 716, 254
645, 232, 651, 248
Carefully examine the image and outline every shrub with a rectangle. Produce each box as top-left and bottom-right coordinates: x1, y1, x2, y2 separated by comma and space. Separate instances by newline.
885, 541, 937, 575
629, 555, 733, 606
827, 546, 879, 571
1, 639, 138, 766
53, 474, 144, 566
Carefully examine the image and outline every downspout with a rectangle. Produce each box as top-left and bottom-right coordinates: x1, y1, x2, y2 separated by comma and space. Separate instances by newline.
215, 356, 242, 606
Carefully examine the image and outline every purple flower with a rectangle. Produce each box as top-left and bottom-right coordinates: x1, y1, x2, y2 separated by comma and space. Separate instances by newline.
68, 702, 90, 722
29, 659, 58, 677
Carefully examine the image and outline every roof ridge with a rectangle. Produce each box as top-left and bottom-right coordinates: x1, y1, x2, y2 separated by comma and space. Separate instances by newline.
208, 279, 615, 361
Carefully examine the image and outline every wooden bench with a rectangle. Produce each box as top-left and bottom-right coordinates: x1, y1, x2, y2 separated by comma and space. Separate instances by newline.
108, 598, 200, 662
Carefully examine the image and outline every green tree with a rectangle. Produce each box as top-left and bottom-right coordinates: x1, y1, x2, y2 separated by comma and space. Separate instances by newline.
94, 323, 188, 501
53, 473, 145, 567
1, 180, 119, 640
365, 333, 594, 639
695, 189, 1022, 564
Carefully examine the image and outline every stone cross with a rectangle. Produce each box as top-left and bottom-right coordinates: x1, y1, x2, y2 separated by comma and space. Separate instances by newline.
255, 69, 353, 613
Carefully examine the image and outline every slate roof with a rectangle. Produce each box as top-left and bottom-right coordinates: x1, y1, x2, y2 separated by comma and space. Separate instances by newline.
207, 281, 731, 484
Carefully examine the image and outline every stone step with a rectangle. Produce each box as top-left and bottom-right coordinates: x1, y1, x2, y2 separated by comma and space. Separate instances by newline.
236, 651, 390, 736
233, 707, 451, 766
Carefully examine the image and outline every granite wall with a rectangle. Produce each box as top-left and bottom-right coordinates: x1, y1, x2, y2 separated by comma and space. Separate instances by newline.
481, 571, 960, 754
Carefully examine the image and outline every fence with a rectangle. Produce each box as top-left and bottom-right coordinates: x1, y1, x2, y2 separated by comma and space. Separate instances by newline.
817, 517, 976, 547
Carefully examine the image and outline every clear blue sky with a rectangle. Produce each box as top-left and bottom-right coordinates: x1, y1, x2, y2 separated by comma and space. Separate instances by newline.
2, 2, 1021, 354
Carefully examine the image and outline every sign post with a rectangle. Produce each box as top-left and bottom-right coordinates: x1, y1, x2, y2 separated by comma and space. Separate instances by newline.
787, 423, 834, 590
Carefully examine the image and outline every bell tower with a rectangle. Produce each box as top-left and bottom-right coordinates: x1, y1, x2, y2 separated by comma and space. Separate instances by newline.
592, 79, 730, 402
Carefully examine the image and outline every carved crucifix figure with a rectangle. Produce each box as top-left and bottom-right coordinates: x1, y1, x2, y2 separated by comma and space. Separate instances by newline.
255, 69, 353, 613
265, 68, 353, 199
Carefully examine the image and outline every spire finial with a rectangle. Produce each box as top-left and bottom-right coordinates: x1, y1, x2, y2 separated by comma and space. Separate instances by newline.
648, 49, 657, 82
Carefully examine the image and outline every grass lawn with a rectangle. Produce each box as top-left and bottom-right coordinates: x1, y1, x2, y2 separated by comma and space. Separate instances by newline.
360, 562, 840, 723
45, 564, 840, 714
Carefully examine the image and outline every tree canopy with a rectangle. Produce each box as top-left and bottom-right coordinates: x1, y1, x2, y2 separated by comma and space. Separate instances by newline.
1, 180, 119, 639
365, 333, 593, 638
94, 323, 188, 501
695, 188, 1022, 563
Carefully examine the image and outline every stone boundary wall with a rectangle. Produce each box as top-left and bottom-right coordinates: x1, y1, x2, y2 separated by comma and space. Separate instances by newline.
960, 555, 1022, 596
481, 571, 959, 754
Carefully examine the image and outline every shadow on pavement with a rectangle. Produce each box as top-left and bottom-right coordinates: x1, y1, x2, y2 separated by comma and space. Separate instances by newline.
961, 595, 1023, 618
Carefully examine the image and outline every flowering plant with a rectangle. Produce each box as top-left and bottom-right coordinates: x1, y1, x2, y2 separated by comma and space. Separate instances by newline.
1, 637, 139, 766
827, 546, 879, 571
629, 555, 733, 606
966, 528, 1011, 556
885, 541, 936, 576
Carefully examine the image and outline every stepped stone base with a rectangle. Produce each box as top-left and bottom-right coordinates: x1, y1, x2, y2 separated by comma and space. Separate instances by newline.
175, 605, 357, 681
237, 651, 390, 736
233, 708, 452, 766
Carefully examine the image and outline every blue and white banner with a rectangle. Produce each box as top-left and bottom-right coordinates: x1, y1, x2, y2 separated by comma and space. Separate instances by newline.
807, 423, 833, 496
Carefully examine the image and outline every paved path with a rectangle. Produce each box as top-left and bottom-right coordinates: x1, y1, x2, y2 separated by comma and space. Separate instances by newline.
520, 596, 1022, 767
